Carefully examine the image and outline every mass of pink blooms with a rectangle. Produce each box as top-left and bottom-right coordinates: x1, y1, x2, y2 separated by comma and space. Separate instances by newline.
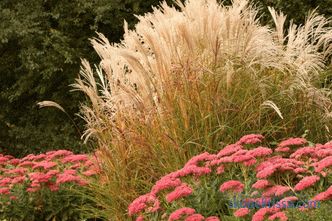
128, 134, 332, 221
0, 150, 100, 199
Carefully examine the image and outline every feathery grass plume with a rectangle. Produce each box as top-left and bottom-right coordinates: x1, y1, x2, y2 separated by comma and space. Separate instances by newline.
261, 100, 284, 120
74, 0, 332, 141
74, 0, 332, 219
37, 101, 66, 113
37, 100, 83, 138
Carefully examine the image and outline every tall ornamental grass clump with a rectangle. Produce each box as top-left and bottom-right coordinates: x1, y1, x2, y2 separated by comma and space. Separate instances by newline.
73, 0, 332, 219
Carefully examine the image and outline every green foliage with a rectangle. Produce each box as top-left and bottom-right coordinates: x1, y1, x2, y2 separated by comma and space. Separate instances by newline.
0, 149, 100, 221
1, 186, 89, 221
255, 0, 332, 25
286, 201, 332, 221
0, 0, 171, 156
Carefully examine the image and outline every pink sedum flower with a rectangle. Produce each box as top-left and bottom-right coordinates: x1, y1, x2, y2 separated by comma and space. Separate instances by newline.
252, 208, 279, 221
217, 144, 242, 157
128, 194, 156, 216
205, 216, 220, 221
216, 165, 225, 174
175, 165, 211, 178
274, 185, 291, 196
236, 134, 264, 145
275, 196, 298, 208
29, 172, 52, 183
184, 214, 205, 221
46, 150, 73, 160
220, 180, 244, 193
136, 216, 144, 221
48, 183, 60, 192
268, 212, 288, 221
315, 156, 332, 172
18, 161, 35, 167
26, 187, 40, 193
151, 177, 182, 195
248, 147, 273, 158
32, 160, 57, 170
168, 207, 196, 221
252, 180, 270, 189
256, 166, 277, 179
290, 147, 316, 159
0, 177, 12, 186
243, 158, 257, 166
278, 138, 307, 148
62, 154, 88, 163
312, 185, 332, 201
46, 169, 59, 177
9, 159, 20, 165
56, 173, 84, 185
82, 169, 98, 176
185, 152, 215, 167
232, 154, 254, 163
0, 187, 10, 195
263, 185, 290, 197
166, 183, 193, 203
6, 168, 27, 175
274, 147, 290, 153
294, 175, 320, 191
11, 176, 26, 184
234, 208, 250, 217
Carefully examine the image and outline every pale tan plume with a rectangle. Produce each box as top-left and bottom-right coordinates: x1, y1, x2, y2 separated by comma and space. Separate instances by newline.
73, 0, 332, 141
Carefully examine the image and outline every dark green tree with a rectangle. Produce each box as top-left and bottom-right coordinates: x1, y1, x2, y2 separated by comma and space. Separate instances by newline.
0, 0, 169, 157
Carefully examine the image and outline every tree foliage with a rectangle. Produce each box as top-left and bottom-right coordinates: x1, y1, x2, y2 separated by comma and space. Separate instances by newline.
0, 0, 169, 157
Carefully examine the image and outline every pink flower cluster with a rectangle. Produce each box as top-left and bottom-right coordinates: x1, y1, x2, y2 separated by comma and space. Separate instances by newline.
168, 208, 220, 221
128, 134, 332, 220
0, 150, 100, 198
219, 180, 244, 193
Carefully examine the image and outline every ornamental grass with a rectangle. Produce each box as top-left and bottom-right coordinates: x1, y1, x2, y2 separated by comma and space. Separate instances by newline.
72, 0, 332, 219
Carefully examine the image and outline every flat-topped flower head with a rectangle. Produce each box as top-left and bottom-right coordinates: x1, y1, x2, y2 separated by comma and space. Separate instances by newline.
168, 207, 196, 221
128, 194, 156, 216
268, 212, 288, 221
312, 185, 332, 201
252, 179, 270, 189
220, 180, 244, 193
236, 134, 264, 145
205, 216, 220, 221
234, 208, 250, 217
166, 183, 193, 203
278, 138, 307, 148
315, 156, 332, 172
294, 175, 320, 191
184, 213, 205, 221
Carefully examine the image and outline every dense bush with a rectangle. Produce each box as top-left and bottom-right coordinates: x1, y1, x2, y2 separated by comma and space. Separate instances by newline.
0, 150, 99, 220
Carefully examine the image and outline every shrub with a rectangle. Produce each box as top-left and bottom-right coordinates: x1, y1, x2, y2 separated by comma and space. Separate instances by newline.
128, 134, 332, 220
0, 150, 99, 220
